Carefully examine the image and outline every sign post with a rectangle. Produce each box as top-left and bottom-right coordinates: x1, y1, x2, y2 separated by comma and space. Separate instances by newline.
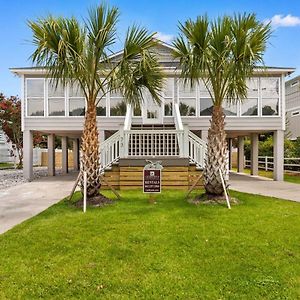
143, 160, 163, 203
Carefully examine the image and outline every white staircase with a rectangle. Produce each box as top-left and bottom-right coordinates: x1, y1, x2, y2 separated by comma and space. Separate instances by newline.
99, 103, 207, 173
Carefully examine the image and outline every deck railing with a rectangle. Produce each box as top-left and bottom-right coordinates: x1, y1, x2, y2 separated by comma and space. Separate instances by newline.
188, 131, 207, 168
99, 127, 207, 171
245, 156, 300, 174
124, 129, 184, 157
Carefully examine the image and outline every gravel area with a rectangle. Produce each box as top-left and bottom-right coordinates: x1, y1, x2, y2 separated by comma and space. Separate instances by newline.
0, 167, 63, 190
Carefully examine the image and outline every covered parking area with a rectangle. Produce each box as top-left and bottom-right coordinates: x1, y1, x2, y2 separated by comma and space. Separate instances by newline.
23, 130, 82, 181
227, 129, 285, 181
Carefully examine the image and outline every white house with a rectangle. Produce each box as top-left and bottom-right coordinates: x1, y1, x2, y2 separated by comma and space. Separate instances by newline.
285, 75, 300, 140
10, 41, 294, 185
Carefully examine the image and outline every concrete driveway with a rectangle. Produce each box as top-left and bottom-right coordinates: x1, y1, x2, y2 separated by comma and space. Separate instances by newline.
230, 172, 300, 202
0, 172, 78, 234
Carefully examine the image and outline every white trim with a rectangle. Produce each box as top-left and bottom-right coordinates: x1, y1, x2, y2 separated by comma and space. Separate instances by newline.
21, 75, 25, 131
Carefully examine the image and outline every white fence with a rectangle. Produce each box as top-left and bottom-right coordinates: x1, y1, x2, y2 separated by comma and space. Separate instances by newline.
245, 156, 300, 174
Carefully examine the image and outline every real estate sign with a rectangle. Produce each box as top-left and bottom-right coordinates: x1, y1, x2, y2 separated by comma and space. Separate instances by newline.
143, 169, 161, 193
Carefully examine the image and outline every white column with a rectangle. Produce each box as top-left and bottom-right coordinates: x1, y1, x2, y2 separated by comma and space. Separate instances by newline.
61, 136, 68, 174
23, 130, 33, 181
237, 136, 244, 173
73, 139, 79, 171
228, 138, 233, 170
250, 133, 259, 176
273, 130, 284, 181
47, 134, 55, 176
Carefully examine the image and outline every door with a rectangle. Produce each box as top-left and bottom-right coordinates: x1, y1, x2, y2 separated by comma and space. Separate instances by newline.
142, 91, 163, 124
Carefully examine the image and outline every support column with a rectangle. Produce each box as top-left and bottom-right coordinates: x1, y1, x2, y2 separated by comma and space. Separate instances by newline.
250, 133, 259, 176
47, 134, 55, 176
273, 130, 284, 181
61, 136, 68, 174
228, 138, 233, 170
23, 130, 33, 181
73, 138, 79, 171
237, 136, 244, 173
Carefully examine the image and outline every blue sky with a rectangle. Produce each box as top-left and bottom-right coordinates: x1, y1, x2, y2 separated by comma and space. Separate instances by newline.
1, 0, 300, 96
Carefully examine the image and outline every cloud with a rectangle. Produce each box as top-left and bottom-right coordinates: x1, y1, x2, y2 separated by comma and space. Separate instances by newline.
266, 14, 300, 27
154, 32, 174, 43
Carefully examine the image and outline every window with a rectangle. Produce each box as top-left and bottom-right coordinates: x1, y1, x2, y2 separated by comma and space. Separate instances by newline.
110, 91, 126, 116
291, 81, 299, 87
291, 111, 300, 117
200, 98, 213, 116
164, 78, 174, 116
223, 102, 237, 116
178, 80, 196, 116
261, 78, 280, 116
96, 90, 107, 116
48, 81, 65, 116
69, 84, 85, 116
26, 79, 44, 116
241, 98, 258, 116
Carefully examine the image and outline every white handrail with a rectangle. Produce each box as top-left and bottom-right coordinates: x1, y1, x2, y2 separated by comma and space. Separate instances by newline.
174, 103, 184, 131
99, 131, 121, 172
124, 104, 132, 130
188, 131, 207, 168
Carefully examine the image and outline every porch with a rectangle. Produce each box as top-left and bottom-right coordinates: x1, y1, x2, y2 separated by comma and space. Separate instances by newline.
22, 101, 285, 185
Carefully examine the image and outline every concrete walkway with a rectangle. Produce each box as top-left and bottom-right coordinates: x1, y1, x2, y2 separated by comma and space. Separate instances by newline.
0, 173, 78, 234
229, 172, 300, 203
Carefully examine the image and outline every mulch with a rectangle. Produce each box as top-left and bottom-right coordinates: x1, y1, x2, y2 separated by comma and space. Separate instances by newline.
75, 193, 114, 208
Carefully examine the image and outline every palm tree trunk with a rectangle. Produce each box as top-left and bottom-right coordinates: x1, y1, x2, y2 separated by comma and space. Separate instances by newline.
203, 105, 227, 196
80, 102, 101, 198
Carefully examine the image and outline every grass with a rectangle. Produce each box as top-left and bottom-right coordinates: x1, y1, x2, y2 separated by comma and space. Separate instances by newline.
0, 190, 299, 299
232, 167, 300, 184
0, 162, 14, 169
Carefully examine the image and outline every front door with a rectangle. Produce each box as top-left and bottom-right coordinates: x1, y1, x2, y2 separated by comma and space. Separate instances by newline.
142, 91, 163, 124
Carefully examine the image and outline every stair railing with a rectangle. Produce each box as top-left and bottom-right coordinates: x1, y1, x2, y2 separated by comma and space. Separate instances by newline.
99, 131, 121, 173
188, 131, 207, 168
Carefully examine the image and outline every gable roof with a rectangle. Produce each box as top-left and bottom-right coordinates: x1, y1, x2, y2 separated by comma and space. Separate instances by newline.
10, 38, 295, 76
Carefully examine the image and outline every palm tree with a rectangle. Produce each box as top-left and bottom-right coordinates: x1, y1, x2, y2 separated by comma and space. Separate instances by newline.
173, 14, 271, 196
29, 4, 163, 199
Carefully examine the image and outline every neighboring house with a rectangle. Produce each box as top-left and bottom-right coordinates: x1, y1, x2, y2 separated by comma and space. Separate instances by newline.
0, 130, 14, 163
11, 40, 294, 185
285, 76, 300, 140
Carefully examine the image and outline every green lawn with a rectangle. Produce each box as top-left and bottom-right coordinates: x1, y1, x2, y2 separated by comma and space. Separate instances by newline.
0, 162, 14, 169
233, 167, 300, 184
0, 190, 299, 299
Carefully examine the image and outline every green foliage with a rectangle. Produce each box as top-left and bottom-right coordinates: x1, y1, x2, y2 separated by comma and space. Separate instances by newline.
28, 3, 164, 108
173, 13, 271, 106
244, 135, 298, 159
0, 190, 299, 299
0, 94, 46, 167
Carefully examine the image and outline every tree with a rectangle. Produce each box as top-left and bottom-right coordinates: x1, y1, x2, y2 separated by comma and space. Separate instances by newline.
0, 93, 45, 168
29, 3, 163, 199
173, 14, 271, 196
0, 94, 23, 168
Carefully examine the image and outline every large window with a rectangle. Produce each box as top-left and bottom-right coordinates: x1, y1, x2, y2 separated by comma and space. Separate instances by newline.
96, 89, 107, 116
200, 98, 213, 116
69, 84, 85, 116
223, 102, 238, 116
199, 80, 213, 116
178, 80, 196, 116
241, 78, 259, 116
48, 81, 65, 116
110, 91, 126, 116
26, 79, 45, 116
164, 78, 174, 116
261, 78, 279, 116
